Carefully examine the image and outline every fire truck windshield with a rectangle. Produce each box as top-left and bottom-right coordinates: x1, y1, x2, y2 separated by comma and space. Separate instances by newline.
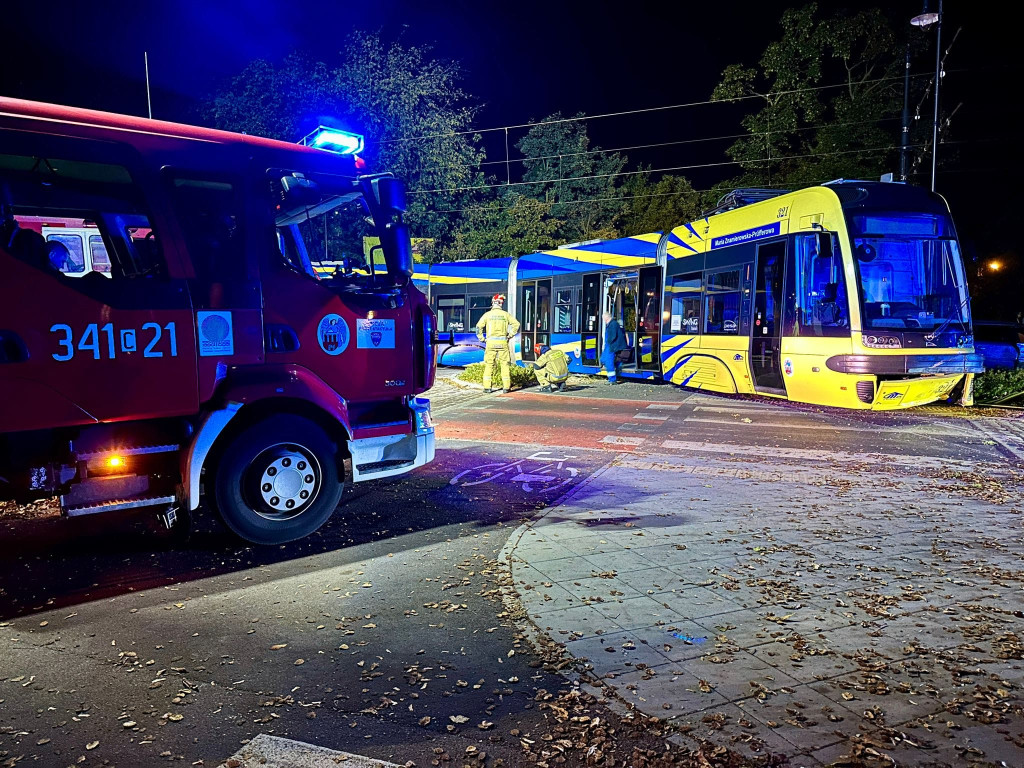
275, 183, 383, 285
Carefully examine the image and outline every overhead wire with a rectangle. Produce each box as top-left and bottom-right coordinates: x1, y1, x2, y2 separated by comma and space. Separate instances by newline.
407, 143, 920, 197
378, 71, 932, 146
394, 116, 904, 178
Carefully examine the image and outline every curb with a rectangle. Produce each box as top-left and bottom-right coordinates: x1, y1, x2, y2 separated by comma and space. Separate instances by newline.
493, 453, 687, 734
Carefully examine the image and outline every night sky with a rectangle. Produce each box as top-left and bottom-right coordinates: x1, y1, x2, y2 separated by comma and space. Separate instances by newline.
2, 0, 1022, 313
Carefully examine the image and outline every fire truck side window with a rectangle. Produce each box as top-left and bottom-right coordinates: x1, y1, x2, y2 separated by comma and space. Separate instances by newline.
168, 177, 245, 282
0, 151, 162, 281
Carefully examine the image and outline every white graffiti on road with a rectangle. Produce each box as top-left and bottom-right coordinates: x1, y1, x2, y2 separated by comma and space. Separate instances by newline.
450, 451, 579, 493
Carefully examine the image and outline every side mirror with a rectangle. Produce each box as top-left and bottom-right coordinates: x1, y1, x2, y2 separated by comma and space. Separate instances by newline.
380, 221, 413, 287
816, 231, 834, 260
280, 174, 320, 207
372, 177, 407, 215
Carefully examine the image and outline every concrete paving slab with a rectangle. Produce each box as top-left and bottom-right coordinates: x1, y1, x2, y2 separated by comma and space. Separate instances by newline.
504, 444, 1024, 765
593, 594, 688, 631
562, 628, 673, 675
220, 734, 402, 768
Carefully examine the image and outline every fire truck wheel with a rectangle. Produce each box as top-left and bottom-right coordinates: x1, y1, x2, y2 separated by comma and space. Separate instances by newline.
213, 415, 344, 545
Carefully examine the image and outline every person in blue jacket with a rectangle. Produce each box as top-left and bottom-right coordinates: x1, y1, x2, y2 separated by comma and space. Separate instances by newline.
601, 311, 628, 384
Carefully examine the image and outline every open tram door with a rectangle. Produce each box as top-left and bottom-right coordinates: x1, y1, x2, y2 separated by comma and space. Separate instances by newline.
750, 240, 788, 393
518, 278, 551, 363
600, 266, 662, 373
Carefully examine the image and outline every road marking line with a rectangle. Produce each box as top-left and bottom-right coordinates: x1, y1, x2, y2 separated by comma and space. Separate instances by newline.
972, 421, 1024, 461
222, 734, 402, 768
601, 435, 645, 446
692, 404, 776, 413
633, 413, 670, 421
659, 439, 972, 468
685, 416, 875, 432
646, 404, 681, 411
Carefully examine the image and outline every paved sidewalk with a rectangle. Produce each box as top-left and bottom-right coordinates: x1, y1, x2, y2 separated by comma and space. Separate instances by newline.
504, 448, 1024, 767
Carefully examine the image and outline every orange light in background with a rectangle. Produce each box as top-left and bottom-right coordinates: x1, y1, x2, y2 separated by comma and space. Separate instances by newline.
107, 456, 125, 468
988, 260, 1002, 271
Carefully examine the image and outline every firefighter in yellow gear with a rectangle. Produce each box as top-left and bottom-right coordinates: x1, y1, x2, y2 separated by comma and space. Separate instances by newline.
532, 344, 569, 392
475, 294, 520, 393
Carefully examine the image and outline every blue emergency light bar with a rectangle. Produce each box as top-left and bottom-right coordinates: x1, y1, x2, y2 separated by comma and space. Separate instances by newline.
301, 126, 365, 155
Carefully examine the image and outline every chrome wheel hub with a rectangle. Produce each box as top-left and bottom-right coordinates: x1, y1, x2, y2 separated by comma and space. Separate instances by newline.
251, 445, 321, 520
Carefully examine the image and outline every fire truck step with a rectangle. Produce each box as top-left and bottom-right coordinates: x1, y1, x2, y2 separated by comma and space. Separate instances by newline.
65, 494, 177, 517
355, 459, 415, 473
75, 444, 180, 462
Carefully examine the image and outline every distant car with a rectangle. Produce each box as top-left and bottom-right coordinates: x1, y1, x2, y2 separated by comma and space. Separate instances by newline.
973, 321, 1024, 370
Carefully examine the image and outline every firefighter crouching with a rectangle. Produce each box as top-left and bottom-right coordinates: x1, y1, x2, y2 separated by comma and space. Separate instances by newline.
532, 344, 569, 392
476, 294, 521, 393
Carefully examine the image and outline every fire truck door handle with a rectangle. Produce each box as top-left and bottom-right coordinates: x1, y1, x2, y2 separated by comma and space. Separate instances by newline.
0, 330, 29, 363
266, 324, 301, 353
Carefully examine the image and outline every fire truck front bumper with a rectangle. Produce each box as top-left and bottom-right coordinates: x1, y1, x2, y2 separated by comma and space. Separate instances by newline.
349, 397, 435, 483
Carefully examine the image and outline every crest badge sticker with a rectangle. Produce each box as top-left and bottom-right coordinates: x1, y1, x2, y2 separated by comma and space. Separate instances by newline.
317, 314, 350, 356
784, 358, 794, 376
197, 310, 234, 357
356, 318, 396, 349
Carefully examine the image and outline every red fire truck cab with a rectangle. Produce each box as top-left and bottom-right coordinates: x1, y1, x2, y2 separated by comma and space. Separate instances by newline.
0, 99, 438, 544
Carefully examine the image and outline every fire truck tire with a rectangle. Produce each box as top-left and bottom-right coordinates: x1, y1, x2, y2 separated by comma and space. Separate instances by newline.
212, 414, 344, 545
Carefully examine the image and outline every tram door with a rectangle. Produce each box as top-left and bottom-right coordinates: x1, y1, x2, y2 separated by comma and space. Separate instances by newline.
637, 266, 662, 371
581, 274, 601, 367
603, 271, 639, 368
518, 278, 551, 362
751, 240, 787, 392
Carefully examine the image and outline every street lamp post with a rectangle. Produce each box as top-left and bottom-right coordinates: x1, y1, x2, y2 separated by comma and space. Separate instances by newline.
912, 0, 943, 192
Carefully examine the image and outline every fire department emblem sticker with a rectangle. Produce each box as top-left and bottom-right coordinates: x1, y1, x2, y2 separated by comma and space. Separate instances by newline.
356, 318, 396, 349
317, 313, 350, 356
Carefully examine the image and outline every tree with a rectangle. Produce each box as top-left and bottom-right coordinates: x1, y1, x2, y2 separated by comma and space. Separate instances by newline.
203, 32, 484, 245
515, 114, 626, 243
205, 54, 339, 142
616, 170, 706, 236
333, 32, 485, 242
711, 3, 908, 188
439, 193, 563, 262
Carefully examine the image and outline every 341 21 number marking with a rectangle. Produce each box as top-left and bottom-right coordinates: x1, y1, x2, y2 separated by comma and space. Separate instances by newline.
50, 322, 177, 361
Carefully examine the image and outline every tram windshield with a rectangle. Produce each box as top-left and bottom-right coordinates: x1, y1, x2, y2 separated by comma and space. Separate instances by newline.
849, 212, 970, 332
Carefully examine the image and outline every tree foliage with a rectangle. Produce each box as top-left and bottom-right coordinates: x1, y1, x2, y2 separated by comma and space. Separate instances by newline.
438, 193, 563, 262
616, 170, 707, 237
203, 32, 483, 244
515, 114, 626, 242
712, 3, 907, 187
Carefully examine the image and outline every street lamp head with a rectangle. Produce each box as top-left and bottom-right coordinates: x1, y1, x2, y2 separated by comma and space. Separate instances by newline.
988, 260, 1003, 272
912, 12, 940, 27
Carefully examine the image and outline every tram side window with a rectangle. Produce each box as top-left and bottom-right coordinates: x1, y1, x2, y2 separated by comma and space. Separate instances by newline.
437, 295, 466, 332
705, 270, 741, 335
555, 289, 574, 333
468, 296, 491, 328
784, 234, 849, 337
669, 273, 702, 334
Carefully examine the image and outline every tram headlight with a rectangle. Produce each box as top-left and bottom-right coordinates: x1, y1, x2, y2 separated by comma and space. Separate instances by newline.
957, 334, 973, 349
862, 334, 901, 349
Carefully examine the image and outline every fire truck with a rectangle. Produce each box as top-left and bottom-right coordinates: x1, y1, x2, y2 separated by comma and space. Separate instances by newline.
0, 98, 440, 545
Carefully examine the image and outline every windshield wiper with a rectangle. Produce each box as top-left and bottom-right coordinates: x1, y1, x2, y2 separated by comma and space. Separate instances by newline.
925, 296, 970, 341
925, 248, 971, 342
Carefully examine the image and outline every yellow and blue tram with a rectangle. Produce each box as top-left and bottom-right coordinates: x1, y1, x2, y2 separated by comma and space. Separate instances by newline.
418, 181, 982, 410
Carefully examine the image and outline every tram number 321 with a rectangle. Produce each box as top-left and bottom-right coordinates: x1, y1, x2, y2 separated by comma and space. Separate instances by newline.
50, 322, 179, 361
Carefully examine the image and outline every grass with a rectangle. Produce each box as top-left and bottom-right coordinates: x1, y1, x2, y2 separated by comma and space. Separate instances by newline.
456, 362, 539, 388
974, 368, 1024, 405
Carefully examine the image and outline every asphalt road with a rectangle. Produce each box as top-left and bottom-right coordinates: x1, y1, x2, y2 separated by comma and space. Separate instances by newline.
1, 373, 1022, 767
